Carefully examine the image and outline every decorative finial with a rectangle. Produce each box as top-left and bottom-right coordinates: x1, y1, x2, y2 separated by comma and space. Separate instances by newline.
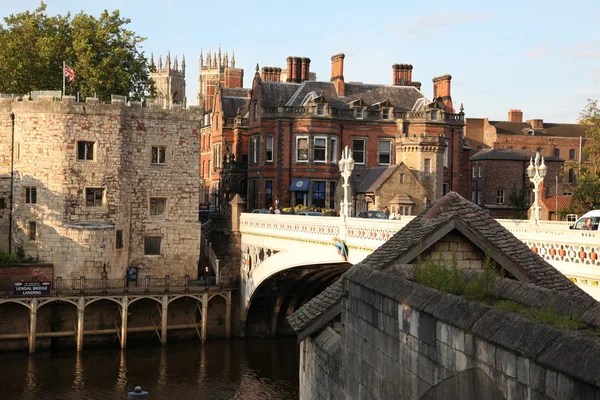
460, 103, 464, 112
166, 51, 171, 69
232, 50, 236, 68
255, 63, 259, 73
182, 54, 186, 72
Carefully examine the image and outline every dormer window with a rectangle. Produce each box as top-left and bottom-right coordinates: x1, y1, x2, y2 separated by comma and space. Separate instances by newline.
529, 129, 535, 136
317, 104, 325, 116
382, 109, 390, 120
355, 108, 363, 119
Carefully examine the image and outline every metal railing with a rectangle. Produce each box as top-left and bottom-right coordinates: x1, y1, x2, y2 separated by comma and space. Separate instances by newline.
0, 275, 219, 298
201, 221, 221, 284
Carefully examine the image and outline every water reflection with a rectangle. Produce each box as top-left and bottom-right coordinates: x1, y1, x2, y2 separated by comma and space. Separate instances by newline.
0, 339, 298, 400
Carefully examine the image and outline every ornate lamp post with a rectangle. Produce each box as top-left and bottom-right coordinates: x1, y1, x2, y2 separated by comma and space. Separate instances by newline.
338, 146, 355, 220
527, 153, 547, 225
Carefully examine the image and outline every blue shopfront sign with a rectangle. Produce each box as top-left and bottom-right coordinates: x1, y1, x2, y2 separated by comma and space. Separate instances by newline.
13, 281, 52, 296
290, 179, 309, 191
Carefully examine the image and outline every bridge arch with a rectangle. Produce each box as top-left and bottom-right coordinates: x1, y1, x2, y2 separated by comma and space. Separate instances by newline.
84, 297, 122, 309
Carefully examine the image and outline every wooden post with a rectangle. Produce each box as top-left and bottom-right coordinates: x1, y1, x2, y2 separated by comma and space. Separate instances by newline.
161, 295, 168, 346
201, 292, 208, 343
120, 296, 128, 349
226, 291, 232, 339
76, 306, 85, 352
28, 300, 37, 354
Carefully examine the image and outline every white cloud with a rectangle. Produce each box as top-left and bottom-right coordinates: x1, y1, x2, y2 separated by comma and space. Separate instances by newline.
527, 47, 547, 60
562, 40, 600, 59
389, 11, 495, 40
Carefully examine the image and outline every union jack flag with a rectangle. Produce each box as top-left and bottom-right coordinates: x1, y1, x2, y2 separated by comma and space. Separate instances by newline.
64, 64, 74, 81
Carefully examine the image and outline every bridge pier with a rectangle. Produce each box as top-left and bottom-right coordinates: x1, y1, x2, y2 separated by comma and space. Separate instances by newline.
225, 291, 232, 339
28, 300, 37, 354
120, 296, 129, 349
201, 292, 208, 343
161, 295, 168, 346
76, 300, 85, 352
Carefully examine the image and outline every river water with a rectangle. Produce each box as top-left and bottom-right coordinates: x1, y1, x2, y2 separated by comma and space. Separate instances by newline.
0, 338, 299, 400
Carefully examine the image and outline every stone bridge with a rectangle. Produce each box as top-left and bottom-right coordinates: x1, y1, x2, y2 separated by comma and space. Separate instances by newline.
240, 214, 600, 335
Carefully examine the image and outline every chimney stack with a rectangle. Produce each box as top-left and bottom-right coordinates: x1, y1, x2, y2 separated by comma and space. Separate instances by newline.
432, 74, 453, 113
508, 109, 523, 123
406, 64, 413, 83
331, 53, 345, 96
261, 67, 283, 82
527, 119, 544, 129
286, 57, 293, 82
393, 64, 414, 85
301, 57, 311, 82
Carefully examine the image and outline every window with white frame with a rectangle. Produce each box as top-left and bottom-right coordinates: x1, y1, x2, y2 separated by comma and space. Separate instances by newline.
297, 137, 309, 162
424, 159, 431, 176
472, 166, 476, 178
149, 197, 167, 216
352, 139, 365, 164
443, 146, 449, 168
25, 187, 37, 204
477, 190, 482, 205
471, 191, 476, 203
330, 138, 338, 164
77, 141, 95, 161
566, 214, 578, 222
496, 189, 505, 205
85, 188, 104, 207
355, 108, 363, 119
314, 137, 327, 163
317, 104, 325, 116
478, 166, 482, 177
251, 137, 258, 163
382, 108, 390, 120
213, 143, 222, 169
378, 140, 392, 165
151, 146, 166, 164
266, 135, 274, 162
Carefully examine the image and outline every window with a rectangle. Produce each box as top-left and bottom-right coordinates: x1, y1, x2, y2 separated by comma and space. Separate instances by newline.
569, 149, 576, 160
213, 143, 222, 169
317, 104, 325, 116
312, 181, 326, 208
477, 190, 482, 205
329, 181, 336, 209
330, 138, 338, 164
149, 197, 167, 216
568, 168, 577, 184
352, 139, 365, 164
472, 166, 476, 178
478, 166, 482, 178
471, 191, 476, 203
442, 184, 449, 196
424, 159, 431, 176
266, 136, 274, 162
0, 197, 4, 209
554, 148, 560, 158
297, 137, 309, 162
253, 103, 258, 121
15, 142, 21, 161
382, 108, 390, 120
566, 214, 578, 222
484, 131, 489, 140
563, 191, 573, 196
355, 108, 363, 119
536, 147, 543, 153
378, 140, 392, 165
496, 189, 505, 205
116, 230, 123, 249
522, 147, 528, 150
399, 174, 405, 184
28, 221, 36, 241
144, 237, 161, 255
265, 180, 273, 208
251, 137, 258, 163
85, 188, 104, 207
77, 141, 95, 161
314, 137, 327, 163
25, 187, 37, 204
151, 146, 166, 164
443, 146, 449, 168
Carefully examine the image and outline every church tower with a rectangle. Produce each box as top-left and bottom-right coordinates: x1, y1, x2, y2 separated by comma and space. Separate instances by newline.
150, 52, 186, 108
197, 47, 244, 111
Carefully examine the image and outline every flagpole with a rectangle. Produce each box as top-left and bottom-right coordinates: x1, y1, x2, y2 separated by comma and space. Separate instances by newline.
62, 61, 66, 98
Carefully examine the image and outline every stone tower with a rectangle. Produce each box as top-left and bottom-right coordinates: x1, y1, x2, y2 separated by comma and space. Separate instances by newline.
197, 47, 244, 111
150, 52, 186, 108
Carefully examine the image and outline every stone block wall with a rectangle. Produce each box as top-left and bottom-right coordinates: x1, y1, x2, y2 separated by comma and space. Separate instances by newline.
0, 97, 201, 279
299, 327, 341, 400
419, 231, 484, 270
300, 268, 600, 399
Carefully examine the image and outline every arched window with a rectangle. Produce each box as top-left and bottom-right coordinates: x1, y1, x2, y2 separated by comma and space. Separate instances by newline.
568, 168, 577, 184
569, 149, 576, 160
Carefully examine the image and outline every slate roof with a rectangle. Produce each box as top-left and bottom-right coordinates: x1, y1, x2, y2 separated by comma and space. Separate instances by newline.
287, 279, 342, 338
489, 121, 586, 138
351, 165, 398, 193
222, 88, 250, 98
259, 82, 302, 107
471, 148, 563, 162
541, 195, 573, 212
221, 96, 250, 118
288, 191, 592, 336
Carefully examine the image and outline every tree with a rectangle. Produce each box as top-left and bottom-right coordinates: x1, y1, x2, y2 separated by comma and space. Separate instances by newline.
0, 2, 153, 102
579, 99, 600, 174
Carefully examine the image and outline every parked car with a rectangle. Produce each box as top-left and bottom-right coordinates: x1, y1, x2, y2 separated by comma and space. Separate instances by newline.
298, 211, 324, 216
251, 209, 269, 214
570, 210, 600, 231
356, 210, 388, 219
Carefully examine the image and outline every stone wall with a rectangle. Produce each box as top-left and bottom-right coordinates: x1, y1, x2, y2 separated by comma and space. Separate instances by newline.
300, 268, 600, 399
0, 97, 201, 279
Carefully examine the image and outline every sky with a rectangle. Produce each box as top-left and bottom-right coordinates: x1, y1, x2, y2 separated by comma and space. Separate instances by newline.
2, 0, 599, 123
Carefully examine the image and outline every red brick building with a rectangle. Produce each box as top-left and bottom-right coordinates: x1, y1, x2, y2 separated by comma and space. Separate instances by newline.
241, 53, 469, 213
465, 110, 589, 194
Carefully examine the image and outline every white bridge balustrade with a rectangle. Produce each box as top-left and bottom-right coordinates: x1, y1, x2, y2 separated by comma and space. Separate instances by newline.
240, 214, 600, 319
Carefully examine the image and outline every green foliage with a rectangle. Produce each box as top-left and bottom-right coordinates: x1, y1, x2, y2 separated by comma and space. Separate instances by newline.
508, 187, 528, 219
0, 2, 153, 102
579, 99, 600, 175
495, 300, 587, 331
0, 247, 36, 263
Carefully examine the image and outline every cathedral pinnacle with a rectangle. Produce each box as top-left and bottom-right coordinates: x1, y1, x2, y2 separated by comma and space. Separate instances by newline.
182, 54, 186, 73
199, 49, 203, 67
232, 50, 236, 68
166, 51, 171, 69
158, 54, 163, 70
174, 55, 179, 70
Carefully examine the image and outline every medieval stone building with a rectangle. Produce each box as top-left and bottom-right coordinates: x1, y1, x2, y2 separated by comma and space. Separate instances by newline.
0, 96, 201, 279
197, 48, 244, 111
150, 52, 186, 108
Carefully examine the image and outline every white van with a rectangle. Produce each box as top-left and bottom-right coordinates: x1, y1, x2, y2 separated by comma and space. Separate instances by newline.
570, 210, 600, 231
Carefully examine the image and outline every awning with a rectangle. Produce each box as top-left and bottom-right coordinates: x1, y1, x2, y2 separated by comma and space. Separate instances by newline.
290, 179, 310, 191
